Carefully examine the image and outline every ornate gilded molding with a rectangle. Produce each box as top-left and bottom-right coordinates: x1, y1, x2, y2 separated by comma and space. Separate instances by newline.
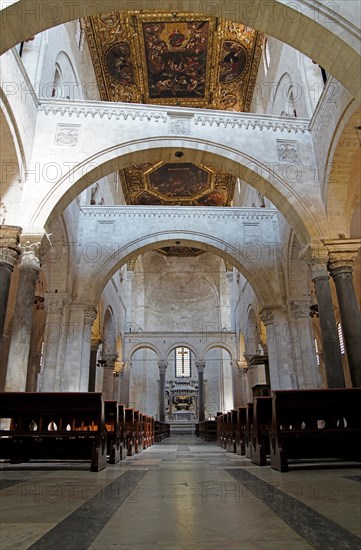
84, 11, 262, 112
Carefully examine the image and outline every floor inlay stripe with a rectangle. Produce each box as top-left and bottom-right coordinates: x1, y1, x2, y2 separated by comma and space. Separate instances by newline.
0, 478, 24, 490
28, 470, 147, 550
226, 468, 360, 550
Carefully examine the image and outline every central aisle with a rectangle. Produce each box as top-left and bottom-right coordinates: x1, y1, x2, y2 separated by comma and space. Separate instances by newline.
1, 434, 360, 550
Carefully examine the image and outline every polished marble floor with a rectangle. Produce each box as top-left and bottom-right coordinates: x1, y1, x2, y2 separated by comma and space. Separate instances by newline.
0, 434, 360, 550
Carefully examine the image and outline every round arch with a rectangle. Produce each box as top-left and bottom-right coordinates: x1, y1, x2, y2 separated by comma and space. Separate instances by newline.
203, 343, 235, 362
32, 140, 326, 244
0, 92, 25, 220
0, 1, 359, 101
166, 343, 199, 363
325, 105, 361, 235
127, 343, 161, 363
80, 233, 277, 310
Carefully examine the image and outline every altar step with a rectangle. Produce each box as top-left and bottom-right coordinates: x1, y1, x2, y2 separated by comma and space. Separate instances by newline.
169, 421, 196, 434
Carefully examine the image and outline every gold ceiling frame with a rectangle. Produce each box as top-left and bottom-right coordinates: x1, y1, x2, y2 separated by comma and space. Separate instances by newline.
134, 11, 216, 109
84, 10, 263, 111
143, 160, 215, 202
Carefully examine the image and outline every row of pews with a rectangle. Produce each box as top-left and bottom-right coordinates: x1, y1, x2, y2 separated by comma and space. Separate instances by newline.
215, 389, 361, 471
195, 420, 217, 441
0, 392, 170, 472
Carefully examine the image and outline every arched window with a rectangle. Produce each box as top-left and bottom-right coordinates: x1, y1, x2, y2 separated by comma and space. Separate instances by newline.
337, 323, 345, 354
75, 19, 85, 51
175, 347, 191, 377
263, 37, 270, 74
52, 66, 63, 98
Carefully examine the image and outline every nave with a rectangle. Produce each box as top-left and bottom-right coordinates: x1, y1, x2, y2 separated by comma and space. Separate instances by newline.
0, 434, 360, 550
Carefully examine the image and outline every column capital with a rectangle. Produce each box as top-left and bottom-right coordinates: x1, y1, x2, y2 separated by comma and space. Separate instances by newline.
324, 239, 361, 276
158, 361, 167, 375
91, 335, 103, 351
299, 242, 329, 280
260, 308, 274, 326
196, 361, 206, 373
0, 225, 22, 268
289, 300, 311, 319
19, 233, 48, 271
45, 292, 71, 315
84, 307, 97, 325
101, 352, 118, 369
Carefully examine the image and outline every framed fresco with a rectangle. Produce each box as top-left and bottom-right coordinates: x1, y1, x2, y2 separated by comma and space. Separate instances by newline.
120, 162, 236, 207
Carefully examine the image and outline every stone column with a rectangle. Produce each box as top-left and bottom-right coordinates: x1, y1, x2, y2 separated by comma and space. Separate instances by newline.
62, 304, 97, 391
26, 307, 46, 391
196, 361, 206, 422
101, 352, 118, 400
301, 248, 345, 388
5, 237, 43, 391
41, 293, 71, 391
0, 225, 21, 344
79, 308, 98, 391
326, 240, 361, 387
158, 361, 167, 422
290, 301, 322, 388
260, 308, 298, 390
88, 336, 103, 392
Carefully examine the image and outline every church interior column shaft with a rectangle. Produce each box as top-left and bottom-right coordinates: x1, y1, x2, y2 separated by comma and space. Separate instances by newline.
196, 361, 205, 421
5, 242, 41, 391
326, 242, 361, 387
158, 361, 167, 422
0, 226, 21, 345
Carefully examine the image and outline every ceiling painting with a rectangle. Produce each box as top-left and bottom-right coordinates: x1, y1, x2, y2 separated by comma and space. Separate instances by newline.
120, 162, 235, 207
85, 11, 262, 111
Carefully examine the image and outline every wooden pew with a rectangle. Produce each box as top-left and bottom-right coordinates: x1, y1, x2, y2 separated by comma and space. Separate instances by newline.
105, 400, 122, 464
251, 396, 272, 466
0, 392, 107, 471
118, 403, 126, 459
226, 410, 237, 453
196, 420, 217, 442
236, 407, 247, 455
217, 413, 226, 448
133, 410, 141, 453
125, 408, 135, 456
245, 402, 254, 459
270, 389, 361, 472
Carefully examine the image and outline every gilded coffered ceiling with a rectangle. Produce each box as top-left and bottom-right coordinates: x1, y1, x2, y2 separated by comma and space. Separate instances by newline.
85, 10, 262, 111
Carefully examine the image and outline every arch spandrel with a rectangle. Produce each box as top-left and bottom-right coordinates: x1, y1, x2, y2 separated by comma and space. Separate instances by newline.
0, 1, 359, 101
24, 112, 327, 245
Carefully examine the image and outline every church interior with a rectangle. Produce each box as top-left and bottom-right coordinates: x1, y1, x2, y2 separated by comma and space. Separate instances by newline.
0, 1, 360, 548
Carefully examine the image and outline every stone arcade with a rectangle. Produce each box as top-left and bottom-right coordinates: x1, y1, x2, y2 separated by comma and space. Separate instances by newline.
0, 1, 360, 548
